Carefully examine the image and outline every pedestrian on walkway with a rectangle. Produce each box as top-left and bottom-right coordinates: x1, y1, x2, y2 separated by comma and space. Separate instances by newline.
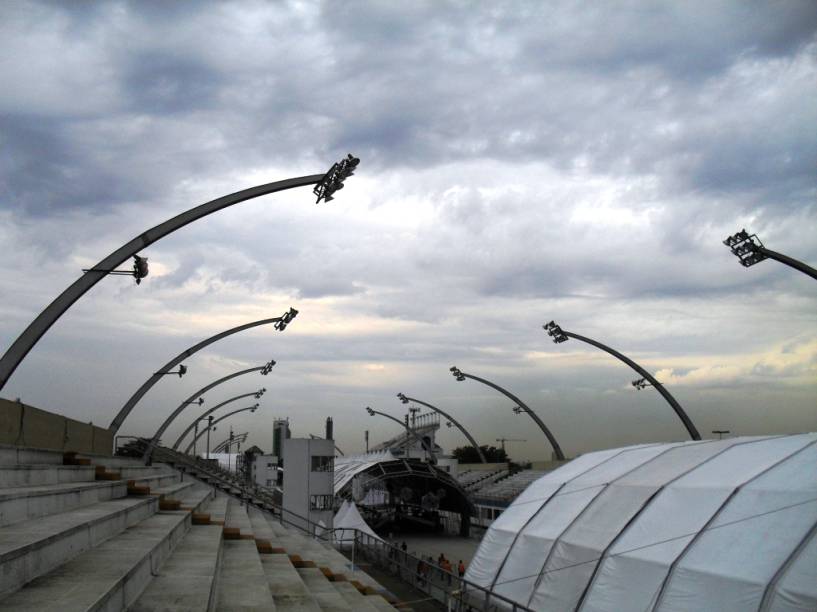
458, 559, 466, 578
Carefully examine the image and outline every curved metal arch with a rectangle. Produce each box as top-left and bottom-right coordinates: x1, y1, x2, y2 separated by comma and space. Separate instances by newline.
760, 247, 817, 280
454, 370, 565, 460
173, 391, 261, 451
110, 315, 286, 433
367, 407, 436, 463
399, 395, 486, 463
144, 380, 265, 463
184, 405, 259, 454
563, 330, 700, 441
0, 174, 323, 393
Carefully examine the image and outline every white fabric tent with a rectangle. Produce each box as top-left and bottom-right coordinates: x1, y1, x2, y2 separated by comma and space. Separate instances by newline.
466, 434, 817, 611
333, 501, 383, 546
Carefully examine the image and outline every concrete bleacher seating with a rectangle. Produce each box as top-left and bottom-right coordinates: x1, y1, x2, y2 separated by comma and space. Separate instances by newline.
473, 468, 549, 501
0, 442, 403, 611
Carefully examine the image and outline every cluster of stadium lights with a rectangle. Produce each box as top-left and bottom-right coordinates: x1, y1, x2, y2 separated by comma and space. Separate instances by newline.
260, 360, 276, 375
632, 378, 653, 390
724, 229, 768, 267
254, 388, 266, 399
274, 307, 299, 331
449, 366, 466, 381
543, 321, 569, 343
157, 364, 187, 378
313, 154, 360, 204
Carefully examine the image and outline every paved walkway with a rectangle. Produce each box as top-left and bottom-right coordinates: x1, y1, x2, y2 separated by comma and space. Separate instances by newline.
390, 533, 480, 567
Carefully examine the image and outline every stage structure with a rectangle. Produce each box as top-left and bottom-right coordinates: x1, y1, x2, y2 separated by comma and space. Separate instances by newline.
334, 452, 474, 537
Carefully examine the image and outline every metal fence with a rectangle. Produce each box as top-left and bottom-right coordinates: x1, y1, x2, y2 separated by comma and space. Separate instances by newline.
343, 529, 533, 612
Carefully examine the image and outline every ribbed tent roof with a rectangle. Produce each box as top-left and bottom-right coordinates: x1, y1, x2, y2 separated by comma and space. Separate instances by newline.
333, 450, 395, 493
466, 433, 817, 611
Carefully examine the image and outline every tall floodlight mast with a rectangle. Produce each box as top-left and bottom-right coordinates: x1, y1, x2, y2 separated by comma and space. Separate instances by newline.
174, 390, 266, 452
110, 310, 295, 434
365, 406, 437, 463
449, 366, 565, 460
396, 393, 487, 463
0, 156, 358, 394
184, 405, 260, 454
543, 320, 701, 440
156, 359, 274, 450
723, 229, 817, 281
144, 387, 267, 463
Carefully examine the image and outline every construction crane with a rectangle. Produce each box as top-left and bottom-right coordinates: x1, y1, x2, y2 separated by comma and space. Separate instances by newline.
496, 438, 527, 451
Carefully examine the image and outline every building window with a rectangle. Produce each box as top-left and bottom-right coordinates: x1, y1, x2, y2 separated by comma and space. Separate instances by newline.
311, 455, 334, 472
266, 479, 272, 486
310, 494, 334, 510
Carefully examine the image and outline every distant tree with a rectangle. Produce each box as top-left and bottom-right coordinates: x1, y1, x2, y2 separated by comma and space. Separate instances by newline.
452, 445, 508, 463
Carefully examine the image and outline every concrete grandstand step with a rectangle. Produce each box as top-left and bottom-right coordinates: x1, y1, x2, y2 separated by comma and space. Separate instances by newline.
0, 444, 65, 466
0, 479, 128, 527
127, 472, 182, 491
215, 539, 275, 611
259, 553, 322, 612
150, 481, 195, 500
0, 495, 158, 598
107, 465, 175, 480
332, 581, 385, 612
130, 493, 221, 612
223, 498, 254, 538
0, 508, 191, 611
0, 464, 97, 487
297, 567, 353, 611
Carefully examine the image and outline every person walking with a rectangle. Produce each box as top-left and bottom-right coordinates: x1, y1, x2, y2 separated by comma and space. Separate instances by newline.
442, 557, 453, 586
458, 559, 466, 578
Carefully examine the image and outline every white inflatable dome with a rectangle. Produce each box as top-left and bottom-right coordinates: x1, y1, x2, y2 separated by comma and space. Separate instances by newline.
466, 433, 817, 611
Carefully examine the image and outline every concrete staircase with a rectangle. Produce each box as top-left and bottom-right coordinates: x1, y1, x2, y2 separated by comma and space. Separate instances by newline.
0, 443, 407, 611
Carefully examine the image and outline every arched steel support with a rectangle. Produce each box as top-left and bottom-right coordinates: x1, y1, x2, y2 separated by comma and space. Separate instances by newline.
144, 378, 266, 463
366, 407, 437, 463
173, 391, 262, 451
760, 248, 817, 281
450, 367, 565, 460
397, 394, 486, 463
0, 174, 324, 394
110, 313, 291, 433
544, 323, 701, 440
184, 405, 259, 454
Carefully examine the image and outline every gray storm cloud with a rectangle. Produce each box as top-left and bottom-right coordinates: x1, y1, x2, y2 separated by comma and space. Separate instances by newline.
0, 1, 815, 459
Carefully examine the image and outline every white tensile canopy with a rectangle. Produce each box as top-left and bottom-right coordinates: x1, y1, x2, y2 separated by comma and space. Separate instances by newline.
466, 433, 817, 611
333, 500, 383, 545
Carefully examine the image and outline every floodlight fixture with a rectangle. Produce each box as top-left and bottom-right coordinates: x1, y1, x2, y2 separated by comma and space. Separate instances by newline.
157, 364, 187, 378
397, 393, 409, 404
260, 359, 276, 375
366, 406, 375, 416
274, 307, 299, 331
183, 397, 204, 406
512, 406, 523, 414
254, 388, 266, 399
313, 154, 360, 204
446, 421, 453, 428
544, 322, 700, 440
543, 321, 569, 343
450, 366, 466, 381
632, 378, 653, 390
82, 254, 149, 285
723, 229, 768, 267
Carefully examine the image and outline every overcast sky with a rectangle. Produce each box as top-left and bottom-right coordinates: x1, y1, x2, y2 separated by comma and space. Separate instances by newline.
1, 1, 815, 461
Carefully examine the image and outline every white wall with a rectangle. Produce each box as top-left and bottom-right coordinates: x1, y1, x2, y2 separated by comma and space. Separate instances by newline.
282, 438, 335, 534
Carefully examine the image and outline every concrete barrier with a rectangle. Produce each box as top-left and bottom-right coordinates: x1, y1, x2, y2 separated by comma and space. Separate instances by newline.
0, 399, 113, 456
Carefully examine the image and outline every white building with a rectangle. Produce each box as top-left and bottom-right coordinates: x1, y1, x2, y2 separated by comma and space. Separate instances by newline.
282, 438, 335, 534
251, 453, 279, 488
